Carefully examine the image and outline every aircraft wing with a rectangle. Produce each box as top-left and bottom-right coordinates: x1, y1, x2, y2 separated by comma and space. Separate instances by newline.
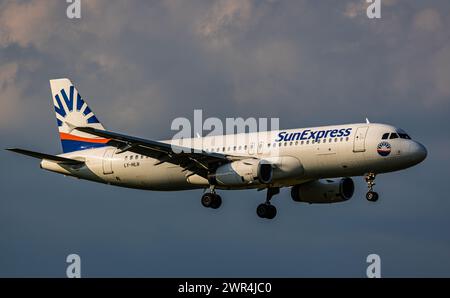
76, 127, 239, 178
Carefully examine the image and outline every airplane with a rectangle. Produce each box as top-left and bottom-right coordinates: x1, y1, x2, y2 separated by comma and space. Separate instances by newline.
7, 78, 427, 219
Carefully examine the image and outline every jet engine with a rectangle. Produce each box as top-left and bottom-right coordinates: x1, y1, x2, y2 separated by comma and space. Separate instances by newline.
291, 177, 354, 203
209, 159, 273, 186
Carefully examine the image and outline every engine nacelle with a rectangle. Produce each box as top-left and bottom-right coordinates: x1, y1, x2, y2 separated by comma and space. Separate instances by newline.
291, 178, 354, 203
209, 159, 273, 186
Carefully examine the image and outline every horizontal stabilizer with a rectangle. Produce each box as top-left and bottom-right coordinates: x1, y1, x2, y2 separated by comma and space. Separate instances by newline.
6, 148, 84, 165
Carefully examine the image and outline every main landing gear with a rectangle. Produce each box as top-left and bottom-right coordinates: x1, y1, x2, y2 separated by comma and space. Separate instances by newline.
365, 173, 379, 202
201, 186, 222, 209
256, 187, 280, 220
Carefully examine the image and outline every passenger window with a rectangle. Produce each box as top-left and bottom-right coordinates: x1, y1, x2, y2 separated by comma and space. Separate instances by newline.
130, 156, 133, 160
382, 133, 389, 140
390, 133, 399, 139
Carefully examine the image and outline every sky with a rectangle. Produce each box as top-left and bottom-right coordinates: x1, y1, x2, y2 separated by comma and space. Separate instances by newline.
1, 0, 449, 277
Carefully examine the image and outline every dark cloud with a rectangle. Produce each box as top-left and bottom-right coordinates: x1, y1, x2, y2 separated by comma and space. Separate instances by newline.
1, 0, 449, 276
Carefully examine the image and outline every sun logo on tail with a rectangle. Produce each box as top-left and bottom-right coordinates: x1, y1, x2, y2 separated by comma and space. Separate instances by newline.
54, 86, 100, 128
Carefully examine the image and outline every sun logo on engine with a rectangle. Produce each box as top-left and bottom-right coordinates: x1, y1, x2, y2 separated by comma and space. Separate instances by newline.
377, 141, 391, 157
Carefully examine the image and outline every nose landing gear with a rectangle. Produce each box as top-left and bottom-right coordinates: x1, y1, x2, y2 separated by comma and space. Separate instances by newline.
256, 187, 280, 219
365, 173, 379, 202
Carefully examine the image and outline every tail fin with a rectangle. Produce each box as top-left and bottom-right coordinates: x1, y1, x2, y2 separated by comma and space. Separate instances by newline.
50, 78, 109, 153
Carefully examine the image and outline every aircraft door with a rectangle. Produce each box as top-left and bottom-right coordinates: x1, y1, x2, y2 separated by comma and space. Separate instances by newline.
102, 147, 116, 175
353, 126, 369, 152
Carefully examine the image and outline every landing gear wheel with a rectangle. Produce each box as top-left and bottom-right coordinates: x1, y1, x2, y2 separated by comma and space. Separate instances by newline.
366, 191, 379, 202
256, 187, 280, 219
256, 203, 277, 219
201, 193, 222, 209
266, 205, 277, 219
256, 204, 267, 218
201, 193, 214, 208
210, 195, 222, 209
364, 173, 379, 202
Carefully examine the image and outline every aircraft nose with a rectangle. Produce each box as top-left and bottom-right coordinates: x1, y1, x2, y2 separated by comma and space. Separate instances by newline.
409, 141, 427, 164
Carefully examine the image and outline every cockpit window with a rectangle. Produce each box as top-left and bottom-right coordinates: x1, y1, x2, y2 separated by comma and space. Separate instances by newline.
398, 133, 411, 139
389, 133, 399, 139
382, 130, 410, 140
396, 128, 411, 139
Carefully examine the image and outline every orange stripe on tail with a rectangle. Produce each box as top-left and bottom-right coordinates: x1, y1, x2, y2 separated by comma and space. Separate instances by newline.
59, 132, 110, 143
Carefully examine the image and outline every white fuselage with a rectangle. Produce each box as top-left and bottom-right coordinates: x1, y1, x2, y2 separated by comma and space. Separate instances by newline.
40, 123, 427, 191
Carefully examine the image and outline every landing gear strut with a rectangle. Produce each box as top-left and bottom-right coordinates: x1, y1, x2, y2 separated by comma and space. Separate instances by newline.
257, 187, 280, 219
365, 173, 379, 202
201, 186, 222, 209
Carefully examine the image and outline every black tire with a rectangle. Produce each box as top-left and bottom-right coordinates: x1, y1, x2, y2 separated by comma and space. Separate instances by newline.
256, 204, 277, 219
256, 204, 269, 218
210, 195, 222, 209
266, 205, 277, 219
201, 193, 214, 208
366, 191, 379, 202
